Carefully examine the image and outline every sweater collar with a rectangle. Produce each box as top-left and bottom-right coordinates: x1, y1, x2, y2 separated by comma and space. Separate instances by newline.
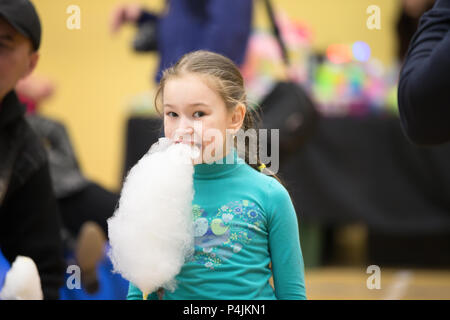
194, 148, 245, 179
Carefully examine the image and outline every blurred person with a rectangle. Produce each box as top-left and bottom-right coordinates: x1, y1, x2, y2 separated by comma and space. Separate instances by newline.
110, 0, 253, 83
398, 0, 450, 145
0, 0, 64, 299
16, 74, 120, 294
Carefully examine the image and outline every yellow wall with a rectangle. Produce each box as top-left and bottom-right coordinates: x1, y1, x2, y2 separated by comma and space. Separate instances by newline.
32, 0, 400, 191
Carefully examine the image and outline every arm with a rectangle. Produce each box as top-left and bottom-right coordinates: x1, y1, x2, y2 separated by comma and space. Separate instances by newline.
267, 180, 306, 300
398, 0, 450, 145
200, 0, 253, 66
0, 163, 65, 300
26, 115, 88, 198
27, 115, 81, 170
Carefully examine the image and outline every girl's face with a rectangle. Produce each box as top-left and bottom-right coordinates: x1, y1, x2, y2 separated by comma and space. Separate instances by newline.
163, 73, 244, 164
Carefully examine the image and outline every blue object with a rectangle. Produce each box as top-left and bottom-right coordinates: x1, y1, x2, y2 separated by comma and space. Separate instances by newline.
138, 0, 253, 83
0, 249, 11, 292
59, 244, 128, 300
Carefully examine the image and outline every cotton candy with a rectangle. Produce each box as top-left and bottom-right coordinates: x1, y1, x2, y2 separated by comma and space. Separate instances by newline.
0, 256, 43, 300
107, 137, 196, 297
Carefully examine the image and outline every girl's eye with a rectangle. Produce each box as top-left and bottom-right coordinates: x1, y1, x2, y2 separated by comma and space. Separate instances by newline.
193, 111, 205, 118
166, 111, 204, 118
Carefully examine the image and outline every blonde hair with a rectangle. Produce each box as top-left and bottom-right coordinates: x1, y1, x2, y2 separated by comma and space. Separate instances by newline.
154, 50, 284, 185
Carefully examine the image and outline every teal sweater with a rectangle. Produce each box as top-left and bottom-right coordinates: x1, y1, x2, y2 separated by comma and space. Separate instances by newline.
127, 148, 306, 300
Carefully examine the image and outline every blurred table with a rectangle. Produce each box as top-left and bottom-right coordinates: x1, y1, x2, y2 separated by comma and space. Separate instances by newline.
280, 115, 450, 233
280, 115, 450, 267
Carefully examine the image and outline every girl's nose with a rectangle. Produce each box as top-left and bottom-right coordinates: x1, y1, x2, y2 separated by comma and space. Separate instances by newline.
178, 124, 194, 135
174, 126, 194, 141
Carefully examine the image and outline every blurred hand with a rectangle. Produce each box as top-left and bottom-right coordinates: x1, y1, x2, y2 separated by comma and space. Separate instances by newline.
15, 75, 55, 103
110, 4, 143, 34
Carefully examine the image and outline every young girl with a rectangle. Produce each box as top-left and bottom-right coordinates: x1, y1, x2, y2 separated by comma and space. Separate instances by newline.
127, 50, 306, 300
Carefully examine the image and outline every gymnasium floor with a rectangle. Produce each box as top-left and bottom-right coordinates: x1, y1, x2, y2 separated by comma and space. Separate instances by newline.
304, 267, 450, 300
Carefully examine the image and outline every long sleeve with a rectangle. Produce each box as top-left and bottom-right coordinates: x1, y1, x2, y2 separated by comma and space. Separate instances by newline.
398, 0, 450, 145
127, 282, 143, 300
26, 115, 88, 198
267, 180, 306, 300
0, 163, 65, 300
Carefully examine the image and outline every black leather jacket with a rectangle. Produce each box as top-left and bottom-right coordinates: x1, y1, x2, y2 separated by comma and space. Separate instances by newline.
25, 114, 89, 199
0, 91, 65, 300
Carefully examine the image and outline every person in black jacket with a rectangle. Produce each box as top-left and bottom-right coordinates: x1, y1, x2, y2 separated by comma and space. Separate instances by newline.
398, 0, 450, 145
0, 0, 65, 299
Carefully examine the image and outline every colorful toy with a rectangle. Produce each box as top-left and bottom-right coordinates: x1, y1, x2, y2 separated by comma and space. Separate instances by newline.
242, 10, 399, 117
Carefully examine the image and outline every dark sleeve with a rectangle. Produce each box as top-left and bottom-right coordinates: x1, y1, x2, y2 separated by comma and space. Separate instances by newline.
199, 0, 253, 66
0, 163, 65, 300
27, 115, 81, 170
398, 0, 450, 145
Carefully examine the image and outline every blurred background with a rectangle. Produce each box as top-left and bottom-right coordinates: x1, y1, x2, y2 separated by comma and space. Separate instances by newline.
33, 0, 398, 190
21, 0, 450, 299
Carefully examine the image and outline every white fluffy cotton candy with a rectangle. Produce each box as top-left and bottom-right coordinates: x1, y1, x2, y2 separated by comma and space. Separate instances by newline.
107, 137, 197, 297
0, 256, 43, 300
